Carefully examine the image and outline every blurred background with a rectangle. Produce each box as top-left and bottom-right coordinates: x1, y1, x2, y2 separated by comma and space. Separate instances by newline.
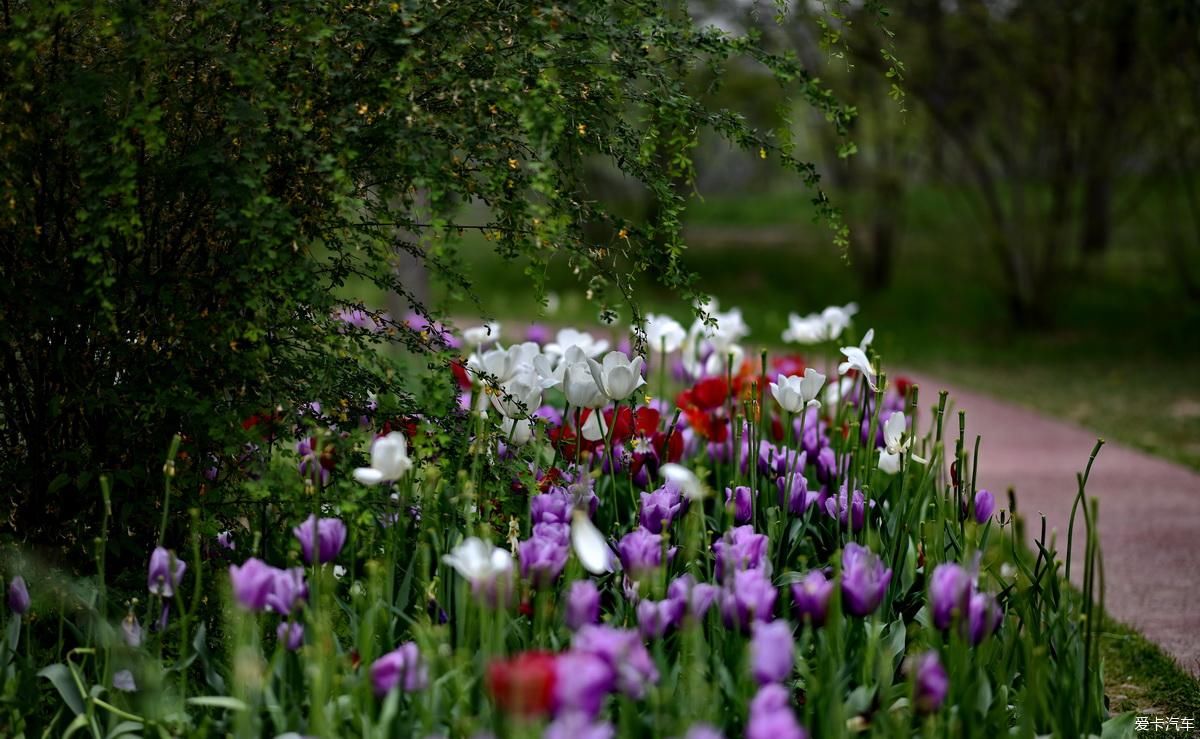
406, 0, 1200, 470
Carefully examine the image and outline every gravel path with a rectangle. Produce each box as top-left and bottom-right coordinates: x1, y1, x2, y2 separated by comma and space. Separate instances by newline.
905, 371, 1200, 677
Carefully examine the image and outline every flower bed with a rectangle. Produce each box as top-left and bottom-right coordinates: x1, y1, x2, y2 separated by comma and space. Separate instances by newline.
1, 304, 1122, 737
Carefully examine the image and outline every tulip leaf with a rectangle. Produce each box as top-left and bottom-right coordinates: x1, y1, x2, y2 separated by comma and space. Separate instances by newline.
37, 662, 85, 716
6, 614, 20, 655
191, 623, 226, 693
1100, 712, 1135, 739
106, 720, 144, 739
186, 695, 248, 711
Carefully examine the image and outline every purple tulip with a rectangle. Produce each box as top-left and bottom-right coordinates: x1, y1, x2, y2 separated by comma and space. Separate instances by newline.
265, 567, 309, 616
531, 490, 573, 526
750, 620, 795, 684
617, 528, 663, 578
277, 620, 304, 651
712, 526, 768, 582
229, 558, 277, 611
721, 569, 778, 628
682, 724, 725, 739
639, 485, 683, 534
216, 531, 236, 551
518, 535, 569, 584
815, 446, 837, 484
544, 712, 615, 739
913, 651, 948, 713
824, 485, 872, 532
370, 642, 428, 695
293, 515, 347, 564
841, 543, 892, 617
777, 470, 817, 516
7, 576, 29, 615
725, 485, 755, 524
565, 580, 601, 631
553, 651, 616, 718
929, 563, 972, 630
147, 547, 186, 598
667, 574, 721, 621
533, 522, 570, 546
966, 591, 1003, 645
746, 684, 807, 739
525, 323, 552, 344
637, 598, 685, 639
791, 570, 834, 627
572, 625, 659, 698
974, 489, 996, 524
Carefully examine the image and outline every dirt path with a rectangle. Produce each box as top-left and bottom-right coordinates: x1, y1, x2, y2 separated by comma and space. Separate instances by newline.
905, 371, 1200, 677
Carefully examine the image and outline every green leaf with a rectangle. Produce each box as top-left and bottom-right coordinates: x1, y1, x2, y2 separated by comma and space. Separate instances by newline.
186, 695, 248, 712
1100, 712, 1136, 739
106, 720, 144, 739
37, 663, 85, 716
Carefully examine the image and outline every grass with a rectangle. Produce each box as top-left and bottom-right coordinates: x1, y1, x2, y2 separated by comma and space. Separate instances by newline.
421, 184, 1200, 470
1101, 615, 1200, 721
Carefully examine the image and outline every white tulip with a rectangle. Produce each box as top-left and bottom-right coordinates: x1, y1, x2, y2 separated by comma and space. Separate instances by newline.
587, 351, 646, 402
490, 370, 542, 418
463, 322, 500, 348
571, 510, 615, 574
442, 537, 514, 584
661, 463, 706, 500
641, 313, 686, 353
545, 328, 609, 363
770, 367, 826, 413
468, 347, 517, 385
781, 303, 859, 344
352, 431, 413, 485
500, 417, 534, 446
838, 346, 877, 391
563, 361, 607, 408
877, 448, 902, 475
581, 410, 608, 442
883, 411, 909, 455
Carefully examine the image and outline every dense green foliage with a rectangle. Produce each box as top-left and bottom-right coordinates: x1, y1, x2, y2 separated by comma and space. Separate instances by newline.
0, 0, 855, 564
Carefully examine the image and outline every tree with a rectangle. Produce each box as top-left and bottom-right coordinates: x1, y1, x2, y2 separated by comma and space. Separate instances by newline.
0, 1, 853, 564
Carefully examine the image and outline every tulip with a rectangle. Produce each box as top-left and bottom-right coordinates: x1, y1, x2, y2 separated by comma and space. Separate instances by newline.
746, 684, 807, 739
276, 620, 304, 651
966, 591, 1003, 645
929, 563, 972, 630
837, 346, 877, 391
721, 569, 778, 628
147, 547, 186, 598
352, 431, 413, 485
441, 537, 515, 604
563, 360, 608, 409
292, 515, 347, 564
825, 485, 871, 532
841, 543, 891, 617
913, 651, 949, 713
641, 313, 686, 354
265, 567, 308, 616
487, 650, 558, 716
750, 620, 795, 685
564, 580, 601, 630
769, 368, 826, 413
532, 490, 573, 526
572, 625, 659, 698
499, 417, 534, 446
571, 511, 615, 575
667, 574, 721, 621
545, 328, 609, 361
121, 612, 143, 647
229, 558, 278, 611
616, 527, 662, 577
791, 570, 834, 627
777, 472, 818, 516
713, 526, 769, 581
544, 712, 615, 739
974, 489, 996, 523
639, 485, 683, 533
587, 351, 646, 402
518, 534, 569, 584
371, 642, 428, 695
216, 530, 235, 551
491, 369, 543, 418
660, 463, 705, 500
724, 485, 755, 524
7, 576, 29, 615
553, 651, 616, 719
683, 724, 725, 739
462, 322, 500, 349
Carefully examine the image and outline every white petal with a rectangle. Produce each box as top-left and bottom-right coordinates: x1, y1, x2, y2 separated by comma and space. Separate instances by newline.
571, 511, 614, 574
353, 468, 384, 485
